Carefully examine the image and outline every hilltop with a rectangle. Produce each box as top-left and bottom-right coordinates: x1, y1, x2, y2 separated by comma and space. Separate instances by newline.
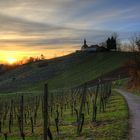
0, 51, 132, 93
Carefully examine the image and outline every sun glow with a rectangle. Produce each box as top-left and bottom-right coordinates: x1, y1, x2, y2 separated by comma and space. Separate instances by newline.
6, 57, 17, 64
0, 45, 76, 64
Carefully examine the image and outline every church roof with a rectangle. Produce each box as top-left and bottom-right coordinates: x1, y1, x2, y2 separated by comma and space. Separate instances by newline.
89, 45, 99, 48
82, 44, 88, 48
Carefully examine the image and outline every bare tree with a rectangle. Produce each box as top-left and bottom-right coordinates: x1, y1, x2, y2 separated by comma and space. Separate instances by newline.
127, 33, 140, 89
136, 36, 140, 51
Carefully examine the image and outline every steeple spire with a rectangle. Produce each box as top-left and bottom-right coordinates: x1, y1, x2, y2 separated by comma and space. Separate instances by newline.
81, 38, 88, 49
84, 38, 87, 45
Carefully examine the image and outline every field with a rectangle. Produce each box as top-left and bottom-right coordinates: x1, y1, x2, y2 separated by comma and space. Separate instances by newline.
0, 52, 131, 93
0, 82, 128, 140
0, 52, 130, 140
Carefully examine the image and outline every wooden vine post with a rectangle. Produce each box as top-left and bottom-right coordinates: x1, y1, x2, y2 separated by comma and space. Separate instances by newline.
92, 84, 99, 122
20, 95, 25, 139
43, 83, 49, 140
77, 84, 87, 136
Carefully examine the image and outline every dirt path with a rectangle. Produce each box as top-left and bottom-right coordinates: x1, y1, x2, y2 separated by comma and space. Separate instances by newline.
116, 89, 140, 140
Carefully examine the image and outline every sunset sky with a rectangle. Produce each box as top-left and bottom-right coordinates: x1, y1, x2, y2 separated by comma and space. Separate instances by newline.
0, 0, 140, 63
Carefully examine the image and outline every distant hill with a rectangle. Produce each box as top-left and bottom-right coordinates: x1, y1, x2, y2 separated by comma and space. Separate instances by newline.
0, 51, 132, 93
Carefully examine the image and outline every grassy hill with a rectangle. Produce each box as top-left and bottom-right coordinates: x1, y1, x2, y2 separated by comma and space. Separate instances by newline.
0, 51, 132, 93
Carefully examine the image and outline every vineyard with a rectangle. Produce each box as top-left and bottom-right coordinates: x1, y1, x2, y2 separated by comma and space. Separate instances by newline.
0, 79, 128, 140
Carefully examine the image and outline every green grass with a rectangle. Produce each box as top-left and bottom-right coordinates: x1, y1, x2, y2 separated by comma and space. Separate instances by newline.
25, 52, 131, 92
0, 52, 132, 93
0, 52, 130, 139
125, 88, 140, 96
113, 78, 129, 88
47, 52, 130, 90
113, 78, 140, 96
0, 91, 129, 140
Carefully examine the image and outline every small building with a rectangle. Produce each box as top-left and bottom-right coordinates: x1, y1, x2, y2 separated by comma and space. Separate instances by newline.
81, 39, 99, 52
97, 46, 108, 52
81, 39, 108, 52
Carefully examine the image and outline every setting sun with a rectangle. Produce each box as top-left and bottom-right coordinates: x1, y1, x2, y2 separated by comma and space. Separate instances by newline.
6, 57, 17, 64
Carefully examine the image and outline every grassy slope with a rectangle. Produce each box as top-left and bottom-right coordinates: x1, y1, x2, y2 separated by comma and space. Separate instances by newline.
45, 52, 129, 91
0, 52, 131, 93
28, 52, 131, 91
0, 52, 129, 139
48, 52, 129, 89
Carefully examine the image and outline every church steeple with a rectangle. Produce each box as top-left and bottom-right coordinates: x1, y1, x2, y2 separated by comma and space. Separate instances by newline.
81, 38, 88, 50
84, 39, 87, 45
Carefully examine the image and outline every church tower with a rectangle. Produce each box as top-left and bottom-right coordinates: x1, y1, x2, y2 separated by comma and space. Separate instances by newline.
84, 39, 87, 45
81, 38, 88, 50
